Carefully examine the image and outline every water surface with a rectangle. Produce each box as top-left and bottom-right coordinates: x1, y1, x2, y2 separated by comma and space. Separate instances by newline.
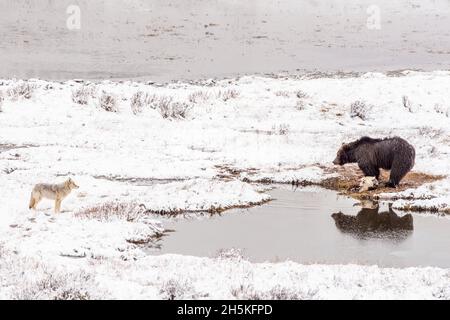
152, 187, 450, 268
1, 0, 450, 81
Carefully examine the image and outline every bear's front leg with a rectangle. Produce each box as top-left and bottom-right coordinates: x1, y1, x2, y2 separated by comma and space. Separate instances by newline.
385, 180, 398, 188
358, 163, 379, 179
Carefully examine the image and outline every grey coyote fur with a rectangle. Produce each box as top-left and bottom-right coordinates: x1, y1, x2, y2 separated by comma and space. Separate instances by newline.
29, 178, 79, 213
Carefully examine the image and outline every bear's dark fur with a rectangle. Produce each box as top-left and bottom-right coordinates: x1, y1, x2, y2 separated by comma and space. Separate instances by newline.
331, 205, 413, 234
333, 136, 415, 187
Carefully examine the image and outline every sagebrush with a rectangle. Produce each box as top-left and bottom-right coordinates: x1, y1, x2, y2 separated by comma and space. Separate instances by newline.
350, 100, 370, 120
130, 91, 148, 115
72, 85, 95, 105
188, 90, 211, 104
157, 98, 190, 119
159, 278, 195, 300
402, 95, 414, 112
7, 81, 35, 100
99, 92, 118, 112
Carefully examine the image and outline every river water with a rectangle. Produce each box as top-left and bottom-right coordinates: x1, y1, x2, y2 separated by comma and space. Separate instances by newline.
1, 0, 450, 81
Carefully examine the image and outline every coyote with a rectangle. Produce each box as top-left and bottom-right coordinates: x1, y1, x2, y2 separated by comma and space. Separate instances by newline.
29, 178, 79, 213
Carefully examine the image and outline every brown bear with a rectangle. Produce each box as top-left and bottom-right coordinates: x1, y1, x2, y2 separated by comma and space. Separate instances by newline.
333, 136, 415, 187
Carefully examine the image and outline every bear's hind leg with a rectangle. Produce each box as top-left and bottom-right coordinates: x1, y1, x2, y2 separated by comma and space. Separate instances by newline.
387, 158, 410, 187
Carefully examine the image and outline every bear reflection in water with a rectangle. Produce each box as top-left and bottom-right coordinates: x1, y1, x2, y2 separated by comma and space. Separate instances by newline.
331, 201, 413, 239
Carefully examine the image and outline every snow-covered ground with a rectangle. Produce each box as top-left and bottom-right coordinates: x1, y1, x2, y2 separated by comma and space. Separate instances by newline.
0, 71, 449, 299
2, 247, 450, 300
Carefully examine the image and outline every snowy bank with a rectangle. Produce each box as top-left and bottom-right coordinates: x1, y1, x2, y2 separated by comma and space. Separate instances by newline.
1, 247, 450, 300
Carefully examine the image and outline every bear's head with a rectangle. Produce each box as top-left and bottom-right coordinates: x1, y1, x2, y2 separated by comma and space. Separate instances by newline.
331, 212, 357, 230
333, 143, 350, 165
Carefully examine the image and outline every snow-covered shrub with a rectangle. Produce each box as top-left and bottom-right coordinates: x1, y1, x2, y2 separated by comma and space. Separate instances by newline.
98, 92, 118, 112
265, 285, 305, 300
14, 269, 95, 300
7, 81, 34, 100
188, 90, 211, 104
296, 90, 308, 99
270, 123, 290, 135
218, 89, 239, 101
230, 284, 261, 300
159, 278, 195, 300
418, 126, 444, 139
231, 284, 307, 300
142, 94, 160, 109
215, 248, 245, 260
402, 95, 413, 112
295, 100, 306, 111
350, 100, 370, 120
156, 96, 173, 118
157, 98, 190, 119
130, 92, 190, 118
75, 201, 146, 222
278, 123, 290, 135
0, 245, 103, 300
71, 85, 94, 105
169, 102, 190, 119
428, 145, 438, 156
130, 91, 148, 115
42, 83, 54, 90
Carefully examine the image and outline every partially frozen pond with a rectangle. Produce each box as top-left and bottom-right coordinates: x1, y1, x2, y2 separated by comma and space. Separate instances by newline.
151, 186, 450, 268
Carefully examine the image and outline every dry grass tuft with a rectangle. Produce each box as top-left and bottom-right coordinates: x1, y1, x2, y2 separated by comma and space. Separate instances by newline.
188, 90, 211, 104
75, 201, 146, 222
217, 89, 240, 101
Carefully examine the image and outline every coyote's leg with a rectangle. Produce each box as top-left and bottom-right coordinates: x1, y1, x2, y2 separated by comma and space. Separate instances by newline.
29, 193, 35, 209
55, 198, 62, 213
29, 193, 41, 210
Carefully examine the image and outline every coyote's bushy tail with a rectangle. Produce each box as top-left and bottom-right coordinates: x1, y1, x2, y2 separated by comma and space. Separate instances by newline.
29, 192, 35, 209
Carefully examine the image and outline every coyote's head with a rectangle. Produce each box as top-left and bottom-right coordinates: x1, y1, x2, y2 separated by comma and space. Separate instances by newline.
66, 178, 79, 190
